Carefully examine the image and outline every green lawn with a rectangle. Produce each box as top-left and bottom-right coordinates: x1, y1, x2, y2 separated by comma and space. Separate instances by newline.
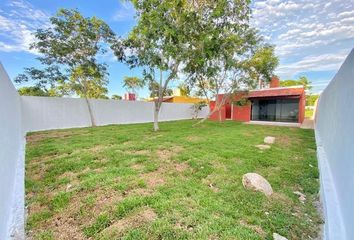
25, 120, 321, 240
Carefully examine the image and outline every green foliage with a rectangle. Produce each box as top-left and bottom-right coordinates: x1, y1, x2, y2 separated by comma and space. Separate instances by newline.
178, 83, 191, 96
111, 94, 122, 100
245, 45, 279, 89
306, 94, 319, 106
233, 97, 251, 106
15, 9, 117, 99
18, 86, 61, 97
148, 81, 173, 98
123, 76, 144, 93
280, 76, 312, 90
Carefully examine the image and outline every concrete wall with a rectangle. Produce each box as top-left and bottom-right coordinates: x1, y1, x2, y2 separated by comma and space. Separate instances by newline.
0, 63, 25, 239
315, 48, 354, 240
22, 97, 209, 132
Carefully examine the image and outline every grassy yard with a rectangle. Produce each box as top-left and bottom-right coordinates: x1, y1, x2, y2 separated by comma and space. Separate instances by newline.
25, 120, 321, 240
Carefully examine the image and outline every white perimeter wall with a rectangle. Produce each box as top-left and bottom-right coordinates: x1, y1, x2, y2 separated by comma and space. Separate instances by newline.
315, 48, 354, 240
0, 63, 25, 239
22, 96, 209, 132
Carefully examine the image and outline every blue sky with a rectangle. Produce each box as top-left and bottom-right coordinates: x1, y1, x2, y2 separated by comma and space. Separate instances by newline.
0, 0, 353, 97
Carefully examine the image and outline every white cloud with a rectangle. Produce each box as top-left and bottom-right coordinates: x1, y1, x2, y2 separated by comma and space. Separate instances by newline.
112, 2, 135, 22
252, 0, 354, 90
0, 0, 49, 53
276, 50, 350, 77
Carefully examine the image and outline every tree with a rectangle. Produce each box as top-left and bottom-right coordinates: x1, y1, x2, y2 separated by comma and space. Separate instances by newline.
280, 76, 312, 90
123, 76, 144, 95
111, 94, 122, 100
245, 45, 279, 89
17, 86, 61, 97
115, 1, 193, 131
180, 0, 263, 123
306, 94, 319, 106
177, 83, 190, 96
14, 9, 116, 126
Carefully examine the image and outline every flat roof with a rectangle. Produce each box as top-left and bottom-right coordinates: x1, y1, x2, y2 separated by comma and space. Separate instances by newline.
249, 86, 304, 98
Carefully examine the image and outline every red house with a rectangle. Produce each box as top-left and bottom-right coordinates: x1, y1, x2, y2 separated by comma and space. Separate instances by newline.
209, 77, 306, 124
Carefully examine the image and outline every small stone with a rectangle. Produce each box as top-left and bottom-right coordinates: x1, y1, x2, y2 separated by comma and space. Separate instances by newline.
255, 144, 271, 150
265, 211, 269, 216
242, 173, 273, 196
66, 184, 72, 191
293, 191, 306, 203
273, 233, 288, 240
264, 136, 275, 144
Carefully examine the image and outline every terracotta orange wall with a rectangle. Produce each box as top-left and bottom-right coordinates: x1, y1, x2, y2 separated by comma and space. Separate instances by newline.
230, 92, 251, 122
232, 104, 251, 122
298, 90, 306, 123
209, 101, 226, 121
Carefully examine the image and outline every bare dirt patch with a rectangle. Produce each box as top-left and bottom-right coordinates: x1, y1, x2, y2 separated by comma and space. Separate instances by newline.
186, 135, 202, 142
140, 169, 165, 188
276, 135, 293, 147
174, 162, 189, 173
26, 131, 74, 144
101, 207, 157, 237
156, 146, 184, 161
130, 164, 144, 171
133, 149, 151, 155
126, 188, 154, 196
239, 219, 266, 237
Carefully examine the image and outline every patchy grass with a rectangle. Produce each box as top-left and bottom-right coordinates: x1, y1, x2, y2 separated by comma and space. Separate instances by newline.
25, 120, 321, 239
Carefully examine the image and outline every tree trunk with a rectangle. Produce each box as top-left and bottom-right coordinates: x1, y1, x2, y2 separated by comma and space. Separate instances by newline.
85, 97, 96, 127
153, 104, 160, 131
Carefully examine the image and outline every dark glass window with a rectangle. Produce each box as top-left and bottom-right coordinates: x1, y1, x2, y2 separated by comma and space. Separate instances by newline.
251, 98, 299, 122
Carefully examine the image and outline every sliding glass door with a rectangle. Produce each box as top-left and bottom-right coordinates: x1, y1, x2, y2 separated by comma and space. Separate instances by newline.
251, 98, 299, 122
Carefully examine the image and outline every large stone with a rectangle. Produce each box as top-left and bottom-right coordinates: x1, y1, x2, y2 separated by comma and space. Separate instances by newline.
242, 173, 273, 196
264, 136, 275, 144
273, 233, 288, 240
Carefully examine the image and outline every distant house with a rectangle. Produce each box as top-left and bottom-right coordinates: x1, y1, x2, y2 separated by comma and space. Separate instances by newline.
123, 93, 136, 101
209, 77, 306, 124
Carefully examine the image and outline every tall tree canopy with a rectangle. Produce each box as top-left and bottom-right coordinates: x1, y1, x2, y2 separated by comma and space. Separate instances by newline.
123, 76, 144, 94
15, 9, 116, 99
116, 0, 194, 131
116, 0, 265, 129
245, 45, 279, 89
17, 86, 61, 97
15, 9, 118, 125
180, 0, 271, 122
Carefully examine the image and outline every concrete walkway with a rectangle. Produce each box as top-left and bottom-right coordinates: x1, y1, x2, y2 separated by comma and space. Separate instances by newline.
247, 121, 300, 127
301, 119, 314, 129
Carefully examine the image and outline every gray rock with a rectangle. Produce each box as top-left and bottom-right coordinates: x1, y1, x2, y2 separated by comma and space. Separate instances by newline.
273, 233, 288, 240
255, 144, 271, 150
242, 173, 273, 196
264, 136, 275, 144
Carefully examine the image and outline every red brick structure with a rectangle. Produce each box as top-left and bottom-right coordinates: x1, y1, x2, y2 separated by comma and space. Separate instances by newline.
209, 77, 306, 124
124, 93, 136, 101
